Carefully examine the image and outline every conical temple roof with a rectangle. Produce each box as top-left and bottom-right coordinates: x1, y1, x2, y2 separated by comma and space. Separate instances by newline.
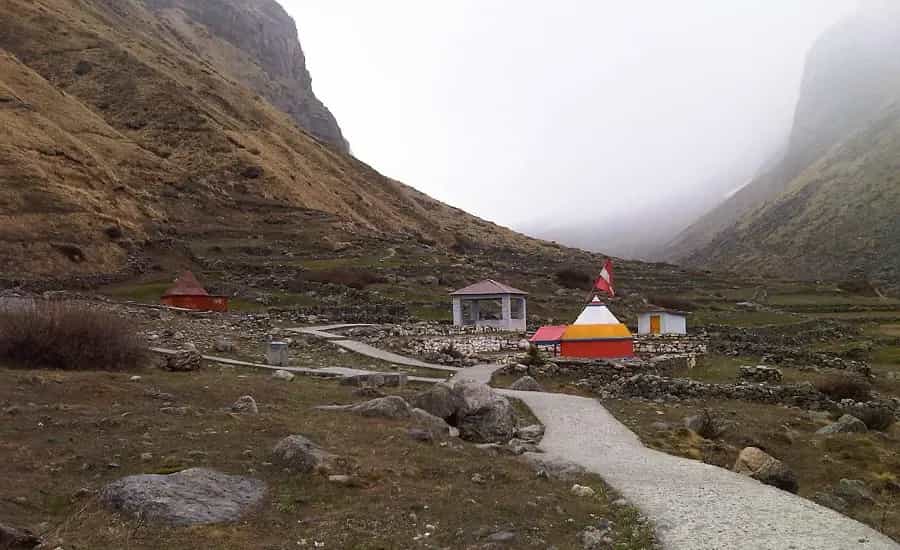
163, 271, 210, 297
573, 297, 622, 325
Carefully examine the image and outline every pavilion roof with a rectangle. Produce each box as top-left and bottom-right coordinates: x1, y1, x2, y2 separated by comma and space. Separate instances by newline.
450, 279, 527, 296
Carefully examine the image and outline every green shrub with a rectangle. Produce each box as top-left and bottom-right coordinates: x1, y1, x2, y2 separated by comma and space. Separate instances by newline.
0, 302, 145, 370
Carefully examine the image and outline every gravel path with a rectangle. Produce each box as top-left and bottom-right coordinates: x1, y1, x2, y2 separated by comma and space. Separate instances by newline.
299, 328, 899, 549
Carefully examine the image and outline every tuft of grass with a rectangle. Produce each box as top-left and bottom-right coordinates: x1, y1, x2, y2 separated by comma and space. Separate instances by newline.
0, 301, 145, 371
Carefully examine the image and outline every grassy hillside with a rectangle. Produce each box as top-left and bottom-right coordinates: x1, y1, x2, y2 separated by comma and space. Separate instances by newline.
0, 0, 562, 282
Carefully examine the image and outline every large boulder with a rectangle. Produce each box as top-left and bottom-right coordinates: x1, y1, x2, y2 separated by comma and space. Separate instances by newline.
834, 479, 875, 505
816, 414, 868, 435
451, 380, 517, 443
410, 382, 459, 419
271, 435, 338, 474
101, 468, 266, 525
410, 407, 454, 437
348, 396, 411, 419
733, 447, 798, 493
509, 375, 543, 392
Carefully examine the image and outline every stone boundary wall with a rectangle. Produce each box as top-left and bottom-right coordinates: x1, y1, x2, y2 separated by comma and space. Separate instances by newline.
403, 334, 526, 357
583, 373, 900, 418
633, 334, 709, 356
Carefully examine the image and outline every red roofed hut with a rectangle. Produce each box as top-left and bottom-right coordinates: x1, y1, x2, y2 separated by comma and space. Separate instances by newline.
161, 271, 228, 312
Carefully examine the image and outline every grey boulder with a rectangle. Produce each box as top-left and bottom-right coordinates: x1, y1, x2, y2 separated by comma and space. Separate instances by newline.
410, 382, 459, 419
272, 435, 338, 473
816, 414, 868, 435
348, 395, 411, 419
733, 447, 798, 493
231, 395, 259, 414
509, 375, 543, 392
101, 468, 266, 525
452, 380, 517, 443
0, 522, 41, 549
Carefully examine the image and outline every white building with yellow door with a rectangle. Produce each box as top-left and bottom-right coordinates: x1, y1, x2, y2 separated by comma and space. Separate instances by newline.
637, 307, 687, 335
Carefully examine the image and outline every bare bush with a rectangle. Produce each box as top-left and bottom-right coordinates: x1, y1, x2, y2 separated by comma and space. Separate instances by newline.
853, 408, 896, 431
521, 344, 544, 366
0, 302, 145, 371
554, 268, 591, 290
816, 375, 872, 402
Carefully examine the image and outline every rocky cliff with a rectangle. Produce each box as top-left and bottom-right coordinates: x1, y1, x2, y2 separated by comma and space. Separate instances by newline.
666, 1, 900, 290
143, 0, 347, 150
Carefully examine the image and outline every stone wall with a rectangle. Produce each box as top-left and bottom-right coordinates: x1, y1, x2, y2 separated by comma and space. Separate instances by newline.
403, 334, 526, 357
633, 334, 709, 356
581, 373, 900, 418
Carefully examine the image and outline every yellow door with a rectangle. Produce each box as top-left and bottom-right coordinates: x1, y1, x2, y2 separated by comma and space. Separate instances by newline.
650, 315, 661, 334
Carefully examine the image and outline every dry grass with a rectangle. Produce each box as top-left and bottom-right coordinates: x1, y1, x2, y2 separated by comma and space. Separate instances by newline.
0, 366, 655, 549
0, 302, 145, 371
301, 268, 386, 290
606, 398, 900, 542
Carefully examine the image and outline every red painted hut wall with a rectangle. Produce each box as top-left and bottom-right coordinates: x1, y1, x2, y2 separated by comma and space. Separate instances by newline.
161, 295, 228, 312
560, 339, 633, 358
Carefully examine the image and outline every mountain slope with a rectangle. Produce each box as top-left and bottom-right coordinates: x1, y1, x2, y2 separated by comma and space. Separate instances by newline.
0, 0, 551, 280
667, 1, 900, 289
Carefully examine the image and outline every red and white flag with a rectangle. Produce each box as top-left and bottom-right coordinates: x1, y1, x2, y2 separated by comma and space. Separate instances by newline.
593, 258, 615, 297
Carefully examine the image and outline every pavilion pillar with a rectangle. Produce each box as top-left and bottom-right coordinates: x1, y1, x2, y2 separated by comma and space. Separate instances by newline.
501, 294, 512, 330
452, 297, 463, 326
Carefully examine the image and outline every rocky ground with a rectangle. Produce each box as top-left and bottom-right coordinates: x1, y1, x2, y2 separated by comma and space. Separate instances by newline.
0, 363, 656, 549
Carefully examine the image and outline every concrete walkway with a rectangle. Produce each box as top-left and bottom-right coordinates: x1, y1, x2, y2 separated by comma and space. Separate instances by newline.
290, 325, 461, 373
297, 328, 899, 550
150, 347, 446, 384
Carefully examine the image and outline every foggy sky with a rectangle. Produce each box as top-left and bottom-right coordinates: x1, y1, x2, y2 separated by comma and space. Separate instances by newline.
283, 1, 856, 236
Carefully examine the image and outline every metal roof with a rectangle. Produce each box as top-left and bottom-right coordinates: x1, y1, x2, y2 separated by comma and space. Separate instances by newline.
529, 325, 568, 344
450, 279, 528, 296
639, 306, 689, 315
162, 271, 210, 297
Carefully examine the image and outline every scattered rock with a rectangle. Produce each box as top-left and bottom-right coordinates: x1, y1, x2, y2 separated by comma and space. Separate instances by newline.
129, 375, 142, 382
816, 414, 868, 435
231, 395, 258, 415
100, 468, 266, 525
271, 435, 337, 474
733, 447, 798, 493
650, 421, 672, 431
570, 484, 596, 498
271, 370, 295, 382
486, 530, 516, 542
834, 479, 875, 505
579, 525, 612, 549
509, 375, 543, 392
213, 338, 235, 353
162, 350, 202, 372
327, 474, 362, 487
813, 492, 848, 512
241, 165, 263, 179
352, 386, 385, 399
340, 372, 407, 388
516, 424, 545, 442
0, 522, 41, 549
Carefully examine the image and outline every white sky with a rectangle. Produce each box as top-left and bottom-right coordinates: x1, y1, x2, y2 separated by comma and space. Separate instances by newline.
283, 1, 856, 229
